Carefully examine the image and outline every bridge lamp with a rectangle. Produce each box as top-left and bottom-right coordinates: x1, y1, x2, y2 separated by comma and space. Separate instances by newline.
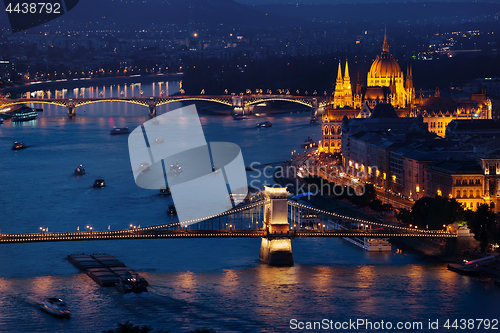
130, 224, 133, 228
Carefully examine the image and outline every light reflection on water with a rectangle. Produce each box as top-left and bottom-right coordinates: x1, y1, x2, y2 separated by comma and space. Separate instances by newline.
1, 85, 499, 332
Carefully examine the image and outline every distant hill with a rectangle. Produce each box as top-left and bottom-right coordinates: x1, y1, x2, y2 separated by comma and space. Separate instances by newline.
255, 2, 500, 24
0, 0, 298, 32
1, 0, 499, 33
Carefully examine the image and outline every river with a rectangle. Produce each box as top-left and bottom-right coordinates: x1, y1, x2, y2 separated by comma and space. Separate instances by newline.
0, 81, 498, 333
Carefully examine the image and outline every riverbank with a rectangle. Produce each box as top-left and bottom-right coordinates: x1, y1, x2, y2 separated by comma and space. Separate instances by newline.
1, 73, 183, 96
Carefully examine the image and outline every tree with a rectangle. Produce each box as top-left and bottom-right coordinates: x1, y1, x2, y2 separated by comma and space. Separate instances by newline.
356, 183, 376, 207
396, 208, 412, 225
409, 196, 466, 230
467, 204, 498, 252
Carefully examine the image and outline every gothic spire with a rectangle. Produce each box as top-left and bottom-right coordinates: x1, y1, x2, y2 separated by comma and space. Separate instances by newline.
382, 26, 389, 53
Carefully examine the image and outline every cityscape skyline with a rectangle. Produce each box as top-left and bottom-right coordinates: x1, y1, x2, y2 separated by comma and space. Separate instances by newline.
1, 1, 500, 332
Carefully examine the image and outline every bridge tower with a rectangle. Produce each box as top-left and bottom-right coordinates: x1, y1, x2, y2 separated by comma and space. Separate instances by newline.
259, 186, 294, 266
148, 98, 157, 117
67, 99, 76, 117
231, 95, 244, 116
311, 97, 319, 118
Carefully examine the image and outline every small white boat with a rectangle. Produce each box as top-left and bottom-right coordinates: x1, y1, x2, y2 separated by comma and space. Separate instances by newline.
74, 165, 85, 175
39, 298, 70, 318
110, 127, 129, 135
257, 121, 272, 128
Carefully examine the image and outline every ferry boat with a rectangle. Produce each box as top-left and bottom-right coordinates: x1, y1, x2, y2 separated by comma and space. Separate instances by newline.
39, 298, 71, 318
310, 118, 319, 125
110, 127, 129, 135
233, 114, 246, 120
257, 121, 272, 128
344, 237, 392, 252
93, 179, 105, 188
12, 109, 38, 122
74, 165, 85, 175
12, 142, 27, 150
116, 271, 148, 294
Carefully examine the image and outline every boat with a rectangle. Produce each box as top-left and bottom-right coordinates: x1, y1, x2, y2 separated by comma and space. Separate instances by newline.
35, 108, 43, 112
154, 137, 164, 144
301, 137, 317, 149
110, 127, 129, 135
12, 142, 27, 150
212, 165, 220, 173
0, 118, 3, 124
74, 165, 85, 175
344, 237, 392, 252
116, 271, 148, 294
448, 255, 496, 276
167, 205, 177, 215
139, 162, 150, 173
310, 118, 319, 125
257, 121, 272, 128
11, 109, 38, 122
170, 162, 182, 174
93, 179, 105, 188
233, 114, 245, 120
39, 298, 71, 318
159, 187, 171, 196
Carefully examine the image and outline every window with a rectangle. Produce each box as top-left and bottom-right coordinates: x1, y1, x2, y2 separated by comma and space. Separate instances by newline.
457, 190, 461, 198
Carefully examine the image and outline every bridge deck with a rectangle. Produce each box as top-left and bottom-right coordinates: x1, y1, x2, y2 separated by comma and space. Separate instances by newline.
0, 229, 456, 244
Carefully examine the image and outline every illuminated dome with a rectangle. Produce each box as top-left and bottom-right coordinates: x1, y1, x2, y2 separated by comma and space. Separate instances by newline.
368, 31, 402, 80
369, 53, 402, 79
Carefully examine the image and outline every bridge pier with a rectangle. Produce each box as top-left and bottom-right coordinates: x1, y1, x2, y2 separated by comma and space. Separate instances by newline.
231, 95, 244, 116
148, 98, 157, 118
67, 99, 76, 117
259, 186, 294, 266
148, 105, 157, 117
310, 97, 319, 118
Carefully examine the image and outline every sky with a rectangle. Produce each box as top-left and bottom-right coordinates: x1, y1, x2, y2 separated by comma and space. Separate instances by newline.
234, 0, 499, 4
